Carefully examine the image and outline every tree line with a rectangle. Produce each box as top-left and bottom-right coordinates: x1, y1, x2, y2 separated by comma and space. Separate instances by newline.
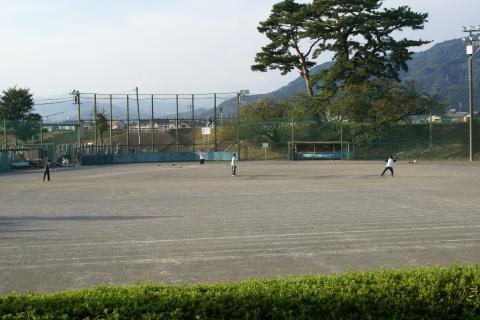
0, 87, 109, 145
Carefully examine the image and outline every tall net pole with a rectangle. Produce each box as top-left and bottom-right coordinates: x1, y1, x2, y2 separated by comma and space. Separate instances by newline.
126, 94, 130, 151
94, 94, 98, 146
135, 87, 141, 146
214, 93, 217, 152
151, 94, 154, 152
176, 94, 179, 152
192, 94, 195, 152
109, 94, 113, 148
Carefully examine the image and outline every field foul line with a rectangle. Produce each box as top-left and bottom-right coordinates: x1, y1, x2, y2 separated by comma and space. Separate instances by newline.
1, 225, 480, 250
1, 238, 479, 269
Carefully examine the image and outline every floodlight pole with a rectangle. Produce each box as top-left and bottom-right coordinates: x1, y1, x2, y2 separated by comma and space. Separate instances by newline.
462, 25, 480, 161
237, 90, 249, 159
468, 51, 474, 161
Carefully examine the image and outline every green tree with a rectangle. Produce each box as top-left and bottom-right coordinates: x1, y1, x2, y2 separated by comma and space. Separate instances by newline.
251, 0, 323, 96
328, 80, 444, 124
252, 0, 429, 99
327, 80, 445, 143
0, 87, 41, 144
311, 0, 429, 97
0, 87, 35, 120
240, 98, 291, 148
11, 113, 42, 143
96, 112, 109, 144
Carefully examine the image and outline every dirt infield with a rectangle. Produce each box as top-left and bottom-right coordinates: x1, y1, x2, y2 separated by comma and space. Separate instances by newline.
1, 160, 479, 293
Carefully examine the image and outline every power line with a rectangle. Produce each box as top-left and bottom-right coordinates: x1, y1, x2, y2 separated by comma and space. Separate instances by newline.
34, 97, 71, 102
34, 100, 73, 106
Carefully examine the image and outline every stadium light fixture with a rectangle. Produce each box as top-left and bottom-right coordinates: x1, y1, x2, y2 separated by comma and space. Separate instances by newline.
461, 25, 480, 161
236, 90, 250, 158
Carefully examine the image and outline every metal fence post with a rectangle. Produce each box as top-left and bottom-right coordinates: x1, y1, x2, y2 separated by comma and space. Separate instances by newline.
40, 119, 43, 149
237, 93, 240, 158
428, 112, 432, 161
176, 94, 179, 152
214, 93, 217, 152
76, 93, 81, 148
3, 118, 6, 148
151, 94, 154, 152
93, 94, 97, 146
126, 94, 130, 152
192, 94, 195, 152
340, 117, 343, 160
291, 116, 295, 160
109, 94, 113, 148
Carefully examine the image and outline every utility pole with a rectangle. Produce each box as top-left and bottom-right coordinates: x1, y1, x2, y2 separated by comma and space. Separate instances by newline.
135, 87, 141, 146
461, 25, 480, 161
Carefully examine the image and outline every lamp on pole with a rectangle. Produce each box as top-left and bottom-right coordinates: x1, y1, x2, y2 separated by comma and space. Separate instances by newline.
70, 90, 81, 147
237, 90, 249, 158
461, 25, 480, 161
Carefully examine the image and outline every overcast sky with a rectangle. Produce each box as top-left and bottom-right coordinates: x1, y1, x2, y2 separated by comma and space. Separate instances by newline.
1, 0, 479, 97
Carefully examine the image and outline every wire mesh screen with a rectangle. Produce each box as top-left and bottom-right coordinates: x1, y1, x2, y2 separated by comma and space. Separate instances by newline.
238, 117, 479, 161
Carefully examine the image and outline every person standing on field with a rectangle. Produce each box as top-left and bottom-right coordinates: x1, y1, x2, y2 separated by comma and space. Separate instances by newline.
231, 153, 237, 176
43, 160, 51, 181
198, 149, 206, 167
381, 155, 396, 177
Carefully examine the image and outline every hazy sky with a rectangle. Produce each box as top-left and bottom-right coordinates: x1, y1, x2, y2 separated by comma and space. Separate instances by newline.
1, 0, 479, 97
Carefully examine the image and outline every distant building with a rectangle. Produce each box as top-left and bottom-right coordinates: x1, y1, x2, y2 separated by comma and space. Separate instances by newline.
403, 114, 428, 124
446, 111, 469, 122
426, 115, 442, 123
45, 120, 77, 132
111, 120, 127, 129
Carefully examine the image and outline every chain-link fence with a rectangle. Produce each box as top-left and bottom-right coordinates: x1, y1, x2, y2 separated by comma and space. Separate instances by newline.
1, 113, 479, 170
238, 117, 479, 161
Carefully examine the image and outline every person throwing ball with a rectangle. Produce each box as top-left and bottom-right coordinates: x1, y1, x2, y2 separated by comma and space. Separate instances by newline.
381, 155, 396, 177
231, 153, 237, 176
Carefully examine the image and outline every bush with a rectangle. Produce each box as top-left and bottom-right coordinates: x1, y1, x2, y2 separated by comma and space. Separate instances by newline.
1, 265, 479, 319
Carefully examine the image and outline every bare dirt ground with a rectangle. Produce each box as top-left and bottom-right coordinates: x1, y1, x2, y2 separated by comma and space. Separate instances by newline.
1, 160, 479, 293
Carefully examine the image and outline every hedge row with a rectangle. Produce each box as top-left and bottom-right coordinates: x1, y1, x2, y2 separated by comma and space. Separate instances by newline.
1, 265, 480, 319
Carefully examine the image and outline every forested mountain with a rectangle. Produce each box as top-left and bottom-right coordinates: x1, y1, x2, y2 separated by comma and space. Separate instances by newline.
212, 38, 479, 117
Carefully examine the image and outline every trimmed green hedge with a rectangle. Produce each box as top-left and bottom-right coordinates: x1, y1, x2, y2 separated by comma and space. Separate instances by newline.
1, 265, 480, 319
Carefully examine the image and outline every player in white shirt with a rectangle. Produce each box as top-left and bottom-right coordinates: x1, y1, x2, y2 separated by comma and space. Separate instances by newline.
231, 153, 237, 176
198, 149, 206, 167
381, 155, 396, 177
